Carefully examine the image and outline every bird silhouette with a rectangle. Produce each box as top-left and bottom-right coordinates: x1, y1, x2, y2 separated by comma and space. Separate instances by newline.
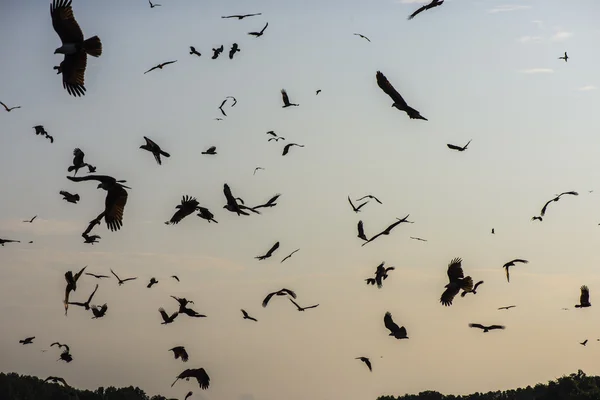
202, 146, 217, 155
408, 0, 444, 20
373, 262, 395, 288
171, 368, 210, 390
531, 216, 543, 222
197, 207, 218, 223
159, 307, 179, 325
440, 258, 473, 306
85, 272, 109, 279
254, 167, 265, 175
169, 346, 189, 362
241, 309, 258, 321
0, 101, 21, 112
355, 357, 372, 371
503, 259, 529, 283
166, 195, 200, 225
384, 312, 408, 339
580, 339, 588, 346
540, 191, 578, 216
252, 194, 281, 211
171, 275, 180, 282
68, 284, 98, 310
281, 89, 299, 108
461, 280, 484, 297
362, 215, 414, 246
149, 0, 161, 8
22, 215, 37, 223
281, 248, 300, 263
140, 136, 170, 165
447, 140, 472, 152
144, 60, 177, 74
348, 196, 368, 213
91, 303, 108, 319
68, 148, 92, 176
63, 266, 87, 315
282, 143, 304, 156
262, 288, 297, 307
0, 238, 20, 246
19, 337, 35, 345
289, 298, 319, 312
248, 22, 268, 37
575, 285, 591, 308
357, 220, 368, 242
44, 376, 69, 387
189, 46, 201, 57
221, 13, 261, 19
498, 305, 517, 310
559, 51, 569, 62
211, 45, 224, 59
60, 191, 80, 204
223, 183, 250, 216
410, 236, 427, 242
376, 71, 427, 120
256, 242, 280, 260
147, 278, 158, 288
353, 33, 371, 42
356, 194, 382, 204
469, 323, 505, 333
229, 43, 240, 59
110, 269, 137, 286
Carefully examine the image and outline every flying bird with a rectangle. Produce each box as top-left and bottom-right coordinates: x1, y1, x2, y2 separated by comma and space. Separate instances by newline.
355, 357, 372, 371
202, 146, 217, 155
172, 368, 210, 390
0, 101, 21, 112
384, 312, 408, 339
256, 242, 280, 260
461, 280, 484, 297
0, 238, 20, 246
531, 216, 543, 222
166, 195, 200, 225
221, 13, 261, 19
281, 89, 299, 108
316, 89, 321, 95
357, 220, 368, 242
68, 148, 92, 176
229, 43, 240, 59
82, 233, 101, 244
468, 323, 505, 333
248, 22, 268, 37
348, 196, 368, 213
540, 191, 578, 216
140, 136, 170, 165
254, 167, 265, 175
85, 272, 109, 279
33, 125, 54, 143
189, 46, 201, 57
19, 337, 35, 345
498, 305, 517, 310
159, 307, 179, 325
223, 183, 250, 216
149, 0, 161, 8
376, 71, 427, 120
281, 248, 300, 263
110, 269, 137, 286
410, 236, 427, 242
502, 259, 529, 283
169, 346, 189, 362
262, 288, 297, 307
44, 376, 69, 387
60, 191, 80, 204
218, 99, 228, 116
197, 207, 218, 223
147, 278, 158, 288
252, 194, 281, 210
22, 215, 37, 223
289, 298, 319, 312
63, 265, 86, 315
440, 258, 473, 306
144, 60, 177, 74
559, 51, 569, 62
282, 143, 304, 156
374, 262, 395, 288
57, 349, 73, 363
356, 194, 382, 204
447, 140, 472, 152
241, 309, 257, 321
408, 0, 444, 20
211, 45, 224, 59
362, 215, 414, 246
575, 285, 591, 308
68, 284, 98, 310
91, 303, 108, 319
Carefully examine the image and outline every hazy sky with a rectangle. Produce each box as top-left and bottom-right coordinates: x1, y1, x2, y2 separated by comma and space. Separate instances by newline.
1, 0, 600, 399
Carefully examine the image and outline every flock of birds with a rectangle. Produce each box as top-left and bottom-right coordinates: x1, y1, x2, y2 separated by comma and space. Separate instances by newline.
1, 0, 594, 399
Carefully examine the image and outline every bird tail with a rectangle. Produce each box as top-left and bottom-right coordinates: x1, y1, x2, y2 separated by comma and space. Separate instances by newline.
461, 276, 474, 292
160, 150, 170, 158
83, 36, 102, 57
67, 166, 76, 172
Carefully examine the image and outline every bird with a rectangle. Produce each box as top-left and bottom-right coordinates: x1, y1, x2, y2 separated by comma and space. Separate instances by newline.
147, 278, 158, 288
408, 0, 444, 20
502, 259, 529, 283
33, 125, 54, 143
281, 89, 299, 108
316, 89, 322, 95
531, 216, 543, 222
289, 298, 319, 312
252, 194, 281, 210
0, 101, 21, 112
468, 323, 505, 333
356, 220, 369, 242
189, 46, 201, 57
575, 285, 591, 308
282, 143, 304, 156
491, 228, 495, 234
57, 349, 73, 363
580, 340, 588, 346
229, 43, 240, 59
185, 392, 193, 400
67, 148, 91, 176
63, 266, 86, 315
262, 288, 297, 307
498, 305, 517, 310
241, 309, 258, 322
540, 191, 578, 216
169, 346, 189, 362
447, 140, 472, 152
110, 269, 137, 286
172, 368, 210, 390
410, 236, 427, 242
559, 51, 569, 62
180, 306, 207, 318
68, 284, 98, 310
248, 22, 268, 37
60, 191, 80, 204
166, 195, 200, 225
226, 96, 237, 106
254, 167, 265, 175
159, 307, 179, 325
218, 99, 228, 116
22, 215, 37, 223
440, 257, 473, 306
384, 312, 408, 339
19, 337, 35, 345
51, 0, 102, 97
376, 71, 427, 120
144, 60, 177, 74
140, 136, 170, 165
353, 33, 371, 42
281, 249, 300, 263
348, 196, 368, 213
171, 275, 180, 282
256, 242, 280, 260
355, 357, 372, 371
362, 215, 414, 246
202, 146, 217, 155
82, 234, 101, 244
211, 45, 224, 59
0, 238, 20, 246
223, 183, 250, 216
222, 13, 261, 19
374, 262, 395, 288
461, 280, 484, 297
91, 303, 108, 319
197, 207, 218, 223
85, 272, 110, 279
44, 376, 69, 387
148, 0, 161, 8
356, 194, 382, 204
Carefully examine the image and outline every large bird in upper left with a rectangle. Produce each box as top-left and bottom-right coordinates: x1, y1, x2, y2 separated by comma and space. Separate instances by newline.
51, 0, 102, 97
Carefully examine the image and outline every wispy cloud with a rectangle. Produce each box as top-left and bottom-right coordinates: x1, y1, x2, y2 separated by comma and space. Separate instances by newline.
488, 5, 532, 13
517, 35, 543, 43
519, 68, 554, 74
532, 20, 544, 29
578, 85, 597, 92
551, 30, 573, 41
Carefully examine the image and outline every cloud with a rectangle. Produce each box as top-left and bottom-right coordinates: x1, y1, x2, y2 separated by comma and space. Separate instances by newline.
488, 5, 532, 13
578, 85, 597, 91
532, 20, 544, 29
551, 30, 573, 41
519, 68, 554, 74
517, 35, 543, 43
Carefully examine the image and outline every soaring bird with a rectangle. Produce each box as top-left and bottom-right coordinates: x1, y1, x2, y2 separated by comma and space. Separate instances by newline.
223, 183, 249, 216
57, 349, 73, 363
45, 376, 69, 387
348, 196, 368, 213
68, 148, 91, 176
376, 71, 427, 120
22, 215, 37, 223
211, 45, 224, 59
241, 309, 257, 321
531, 216, 543, 222
282, 143, 304, 156
172, 368, 210, 390
384, 312, 408, 339
189, 46, 201, 57
353, 33, 371, 42
502, 259, 529, 283
171, 275, 180, 282
169, 346, 189, 362
226, 96, 237, 106
0, 101, 21, 112
91, 303, 108, 319
248, 22, 269, 37
229, 43, 240, 59
374, 262, 395, 288
316, 89, 322, 95
68, 284, 98, 310
357, 220, 368, 242
63, 266, 87, 315
461, 280, 484, 297
266, 130, 285, 141
440, 258, 473, 306
580, 339, 588, 346
355, 357, 372, 371
159, 307, 179, 325
410, 236, 428, 242
362, 215, 414, 246
575, 285, 591, 308
0, 238, 20, 246
197, 207, 218, 223
110, 269, 137, 286
202, 146, 217, 155
289, 298, 319, 312
281, 89, 299, 108
19, 337, 35, 345
447, 140, 472, 152
256, 242, 280, 260
149, 0, 161, 7
67, 175, 130, 232
540, 191, 578, 216
252, 194, 281, 211
144, 60, 177, 74
468, 323, 505, 333
147, 278, 158, 288
559, 51, 569, 62
262, 288, 297, 307
82, 233, 101, 244
218, 99, 228, 116
498, 305, 517, 310
222, 13, 261, 19
356, 194, 382, 204
85, 272, 110, 279
408, 0, 444, 20
166, 195, 200, 225
33, 125, 54, 143
140, 136, 170, 165
60, 191, 80, 204
281, 248, 300, 263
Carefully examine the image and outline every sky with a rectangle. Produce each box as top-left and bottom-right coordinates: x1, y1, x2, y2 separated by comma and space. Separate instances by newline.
1, 0, 600, 399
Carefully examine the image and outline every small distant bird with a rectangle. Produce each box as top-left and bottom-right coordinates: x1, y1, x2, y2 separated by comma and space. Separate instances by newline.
44, 376, 69, 387
202, 146, 217, 155
357, 220, 368, 241
33, 125, 54, 143
159, 307, 179, 325
57, 348, 73, 363
256, 242, 280, 260
440, 257, 473, 306
362, 215, 414, 246
144, 60, 177, 74
262, 288, 297, 307
254, 167, 265, 175
23, 216, 37, 223
214, 118, 223, 121
384, 312, 408, 339
376, 71, 427, 120
248, 22, 268, 37
281, 89, 299, 108
348, 196, 368, 213
580, 339, 588, 346
540, 191, 578, 216
461, 280, 484, 297
575, 285, 591, 308
91, 303, 108, 319
252, 194, 281, 210
147, 278, 158, 288
531, 216, 543, 222
410, 236, 427, 242
241, 309, 257, 321
498, 305, 516, 310
212, 45, 224, 59
0, 238, 20, 246
218, 99, 228, 116
502, 259, 529, 283
355, 357, 372, 371
408, 0, 444, 20
353, 33, 371, 42
559, 51, 569, 62
19, 337, 35, 345
356, 194, 382, 204
282, 143, 304, 156
289, 298, 319, 312
63, 266, 86, 315
226, 96, 237, 106
221, 13, 261, 19
149, 0, 161, 8
468, 323, 505, 333
85, 272, 110, 279
110, 269, 137, 286
172, 368, 210, 390
491, 228, 495, 234
83, 234, 101, 244
166, 195, 200, 225
68, 284, 98, 310
169, 346, 189, 362
223, 183, 250, 216
68, 148, 91, 176
372, 262, 395, 289
281, 248, 300, 263
229, 43, 240, 59
266, 130, 285, 141
171, 275, 180, 282
0, 101, 21, 112
197, 207, 218, 223
447, 140, 472, 152
140, 136, 170, 165
316, 89, 322, 95
189, 46, 201, 57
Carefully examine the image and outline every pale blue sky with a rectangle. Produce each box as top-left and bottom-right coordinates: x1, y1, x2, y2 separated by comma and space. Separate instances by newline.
1, 0, 600, 399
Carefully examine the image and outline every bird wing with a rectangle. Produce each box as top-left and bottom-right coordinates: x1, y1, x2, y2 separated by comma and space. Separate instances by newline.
365, 359, 372, 371
163, 60, 177, 66
447, 258, 464, 282
357, 220, 367, 240
223, 183, 237, 204
86, 284, 99, 303
468, 323, 485, 330
384, 312, 401, 334
241, 309, 249, 317
51, 0, 84, 43
447, 144, 463, 150
266, 242, 280, 256
488, 325, 505, 330
104, 185, 128, 231
580, 285, 590, 304
67, 174, 115, 185
143, 136, 158, 148
511, 259, 529, 264
282, 144, 292, 156
281, 89, 290, 105
281, 288, 297, 298
110, 269, 121, 281
505, 266, 510, 282
262, 292, 275, 307
144, 65, 159, 74
540, 199, 554, 216
171, 275, 180, 281
376, 71, 408, 108
74, 266, 87, 281
289, 298, 302, 310
304, 304, 319, 309
260, 22, 269, 33
408, 4, 428, 20
61, 53, 87, 97
159, 308, 169, 322
440, 284, 460, 306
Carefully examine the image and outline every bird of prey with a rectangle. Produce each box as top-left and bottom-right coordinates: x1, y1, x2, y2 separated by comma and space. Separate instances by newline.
63, 266, 86, 315
33, 125, 54, 143
353, 33, 371, 42
91, 303, 108, 319
166, 195, 200, 225
348, 196, 368, 213
356, 194, 382, 204
226, 96, 237, 106
355, 357, 372, 371
408, 0, 444, 20
254, 167, 265, 175
211, 45, 224, 59
262, 288, 297, 307
197, 207, 218, 223
281, 248, 300, 263
256, 242, 280, 260
266, 130, 285, 140
60, 191, 80, 204
498, 305, 517, 310
51, 342, 69, 351
229, 43, 240, 59
180, 307, 207, 318
147, 278, 158, 288
410, 236, 427, 242
149, 0, 161, 8
19, 337, 35, 345
502, 259, 529, 283
374, 262, 395, 288
440, 257, 473, 306
57, 349, 73, 363
282, 143, 304, 156
144, 60, 177, 74
531, 216, 543, 222
44, 376, 69, 387
362, 215, 414, 246
447, 140, 472, 152
0, 101, 21, 112
189, 46, 201, 57
384, 312, 408, 339
248, 22, 268, 37
289, 298, 319, 312
461, 280, 484, 297
223, 183, 250, 216
68, 283, 98, 310
559, 51, 569, 62
67, 175, 130, 232
540, 191, 578, 216
221, 13, 261, 19
253, 194, 281, 210
575, 285, 591, 308
170, 276, 180, 282
376, 71, 427, 120
82, 234, 101, 244
171, 296, 194, 308
110, 269, 137, 286
281, 89, 299, 108
159, 307, 179, 325
68, 148, 91, 176
22, 215, 37, 223
140, 136, 170, 165
241, 309, 257, 321
202, 146, 217, 155
0, 238, 20, 246
468, 323, 505, 333
85, 272, 109, 279
218, 99, 228, 116
316, 89, 322, 95
172, 368, 210, 390
580, 340, 588, 346
357, 220, 368, 242
169, 346, 189, 362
